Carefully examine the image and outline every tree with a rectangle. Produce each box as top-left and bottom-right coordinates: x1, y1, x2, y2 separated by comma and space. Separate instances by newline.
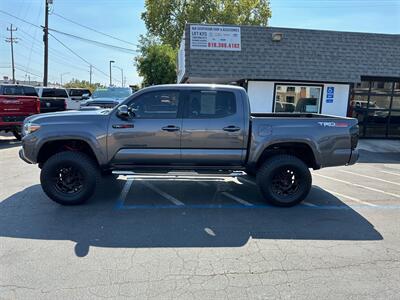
135, 41, 177, 85
142, 0, 272, 48
63, 79, 105, 93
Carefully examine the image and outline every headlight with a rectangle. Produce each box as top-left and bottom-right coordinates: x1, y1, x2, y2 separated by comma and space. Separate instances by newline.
23, 122, 41, 135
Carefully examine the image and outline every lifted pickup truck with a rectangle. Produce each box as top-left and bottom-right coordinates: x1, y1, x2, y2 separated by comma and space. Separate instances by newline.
20, 84, 359, 207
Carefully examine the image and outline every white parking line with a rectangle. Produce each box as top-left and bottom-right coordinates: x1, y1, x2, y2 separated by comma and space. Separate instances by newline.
380, 170, 400, 177
222, 192, 253, 206
314, 173, 400, 199
314, 186, 377, 207
119, 179, 134, 206
339, 170, 400, 187
141, 181, 185, 206
238, 177, 257, 186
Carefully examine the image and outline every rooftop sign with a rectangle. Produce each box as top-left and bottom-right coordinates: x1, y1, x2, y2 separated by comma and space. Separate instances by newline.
190, 25, 241, 51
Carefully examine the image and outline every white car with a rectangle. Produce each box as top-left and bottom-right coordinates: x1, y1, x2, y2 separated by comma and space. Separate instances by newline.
35, 87, 80, 110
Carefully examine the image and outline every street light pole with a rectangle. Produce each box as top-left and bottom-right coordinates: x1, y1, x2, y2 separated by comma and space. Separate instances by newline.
109, 60, 115, 86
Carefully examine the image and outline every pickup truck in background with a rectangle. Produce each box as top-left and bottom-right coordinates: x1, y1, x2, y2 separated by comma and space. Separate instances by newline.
20, 84, 359, 207
36, 87, 75, 112
0, 84, 40, 140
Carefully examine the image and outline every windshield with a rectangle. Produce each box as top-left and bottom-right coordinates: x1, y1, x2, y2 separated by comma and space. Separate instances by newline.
92, 88, 131, 99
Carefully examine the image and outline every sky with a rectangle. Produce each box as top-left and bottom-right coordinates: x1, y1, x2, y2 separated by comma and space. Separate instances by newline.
0, 0, 399, 87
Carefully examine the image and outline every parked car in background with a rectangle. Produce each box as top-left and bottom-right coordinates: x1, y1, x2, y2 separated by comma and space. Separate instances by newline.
81, 87, 132, 108
0, 84, 40, 140
36, 87, 71, 112
67, 88, 92, 101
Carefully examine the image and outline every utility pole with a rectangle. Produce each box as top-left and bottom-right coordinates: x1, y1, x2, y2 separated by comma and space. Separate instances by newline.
43, 0, 51, 86
89, 65, 92, 85
6, 24, 18, 84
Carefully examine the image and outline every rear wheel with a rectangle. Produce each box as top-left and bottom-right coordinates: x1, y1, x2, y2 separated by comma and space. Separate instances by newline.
40, 151, 99, 205
256, 154, 311, 207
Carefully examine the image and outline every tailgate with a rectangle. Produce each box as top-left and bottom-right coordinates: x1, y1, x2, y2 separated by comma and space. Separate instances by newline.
40, 97, 66, 112
0, 95, 38, 118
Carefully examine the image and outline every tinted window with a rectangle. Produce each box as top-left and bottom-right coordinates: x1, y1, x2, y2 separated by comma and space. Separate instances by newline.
42, 88, 68, 98
128, 90, 179, 119
1, 85, 24, 95
23, 86, 38, 96
186, 91, 236, 118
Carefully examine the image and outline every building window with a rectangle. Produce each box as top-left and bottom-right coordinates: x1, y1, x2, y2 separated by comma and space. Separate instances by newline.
274, 84, 322, 113
350, 79, 400, 138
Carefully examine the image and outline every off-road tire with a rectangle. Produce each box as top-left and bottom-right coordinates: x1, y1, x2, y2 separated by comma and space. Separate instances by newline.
256, 154, 311, 207
40, 151, 100, 205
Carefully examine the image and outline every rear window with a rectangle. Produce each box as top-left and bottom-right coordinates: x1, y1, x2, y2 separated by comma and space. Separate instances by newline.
69, 89, 91, 96
42, 88, 68, 98
0, 85, 38, 96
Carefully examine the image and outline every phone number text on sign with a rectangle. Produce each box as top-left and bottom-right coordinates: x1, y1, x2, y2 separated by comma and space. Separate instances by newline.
190, 25, 241, 51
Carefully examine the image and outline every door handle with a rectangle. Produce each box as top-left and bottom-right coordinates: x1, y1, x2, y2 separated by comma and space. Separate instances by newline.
112, 124, 134, 129
162, 125, 180, 132
223, 126, 241, 132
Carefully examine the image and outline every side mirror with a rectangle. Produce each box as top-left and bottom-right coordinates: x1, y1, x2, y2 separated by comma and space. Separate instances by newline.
82, 93, 90, 100
117, 105, 132, 119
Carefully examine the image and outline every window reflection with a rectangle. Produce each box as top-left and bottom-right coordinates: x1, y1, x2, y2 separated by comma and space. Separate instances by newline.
275, 85, 321, 113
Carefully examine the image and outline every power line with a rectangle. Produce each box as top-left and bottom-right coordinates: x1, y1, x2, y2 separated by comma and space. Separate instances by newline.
48, 28, 137, 54
0, 9, 137, 54
52, 12, 137, 47
49, 33, 121, 83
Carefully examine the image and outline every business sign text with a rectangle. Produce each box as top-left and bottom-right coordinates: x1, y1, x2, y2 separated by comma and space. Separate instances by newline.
190, 25, 241, 51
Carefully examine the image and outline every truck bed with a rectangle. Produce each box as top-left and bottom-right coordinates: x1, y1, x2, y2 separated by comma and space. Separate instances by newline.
251, 113, 349, 119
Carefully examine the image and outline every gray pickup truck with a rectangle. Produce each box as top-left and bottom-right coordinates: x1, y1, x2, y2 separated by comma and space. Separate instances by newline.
19, 84, 359, 207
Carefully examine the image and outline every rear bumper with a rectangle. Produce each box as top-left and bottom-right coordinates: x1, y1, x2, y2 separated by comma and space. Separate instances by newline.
348, 149, 359, 165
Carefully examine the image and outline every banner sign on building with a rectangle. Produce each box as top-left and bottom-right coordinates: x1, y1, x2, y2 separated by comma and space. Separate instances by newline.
177, 37, 186, 83
190, 25, 241, 51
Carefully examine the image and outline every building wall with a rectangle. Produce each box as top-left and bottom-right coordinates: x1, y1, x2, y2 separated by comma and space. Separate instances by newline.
247, 80, 350, 117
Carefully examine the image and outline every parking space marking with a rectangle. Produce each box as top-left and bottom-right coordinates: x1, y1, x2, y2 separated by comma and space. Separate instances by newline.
140, 181, 185, 206
314, 173, 400, 199
221, 192, 254, 206
238, 177, 257, 186
314, 186, 377, 207
380, 170, 400, 177
339, 170, 400, 187
116, 179, 134, 208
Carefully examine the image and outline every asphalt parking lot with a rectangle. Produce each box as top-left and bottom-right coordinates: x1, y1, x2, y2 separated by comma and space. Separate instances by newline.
1, 134, 400, 299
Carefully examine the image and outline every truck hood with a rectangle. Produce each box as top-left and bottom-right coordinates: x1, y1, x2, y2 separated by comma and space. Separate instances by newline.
24, 109, 111, 124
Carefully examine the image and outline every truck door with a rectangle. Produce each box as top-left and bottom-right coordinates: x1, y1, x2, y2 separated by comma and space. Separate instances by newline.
180, 89, 246, 165
108, 89, 183, 165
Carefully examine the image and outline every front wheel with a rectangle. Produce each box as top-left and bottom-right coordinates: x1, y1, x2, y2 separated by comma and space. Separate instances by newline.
256, 155, 311, 207
40, 151, 100, 205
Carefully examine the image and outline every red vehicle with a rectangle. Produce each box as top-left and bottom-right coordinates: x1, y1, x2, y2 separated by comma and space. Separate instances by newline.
0, 84, 41, 140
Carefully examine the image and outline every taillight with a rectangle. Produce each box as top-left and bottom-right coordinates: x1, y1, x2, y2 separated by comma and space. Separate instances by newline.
64, 99, 67, 110
36, 97, 41, 114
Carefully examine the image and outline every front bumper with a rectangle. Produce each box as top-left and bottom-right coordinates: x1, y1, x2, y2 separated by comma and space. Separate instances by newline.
348, 149, 359, 165
19, 148, 33, 164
